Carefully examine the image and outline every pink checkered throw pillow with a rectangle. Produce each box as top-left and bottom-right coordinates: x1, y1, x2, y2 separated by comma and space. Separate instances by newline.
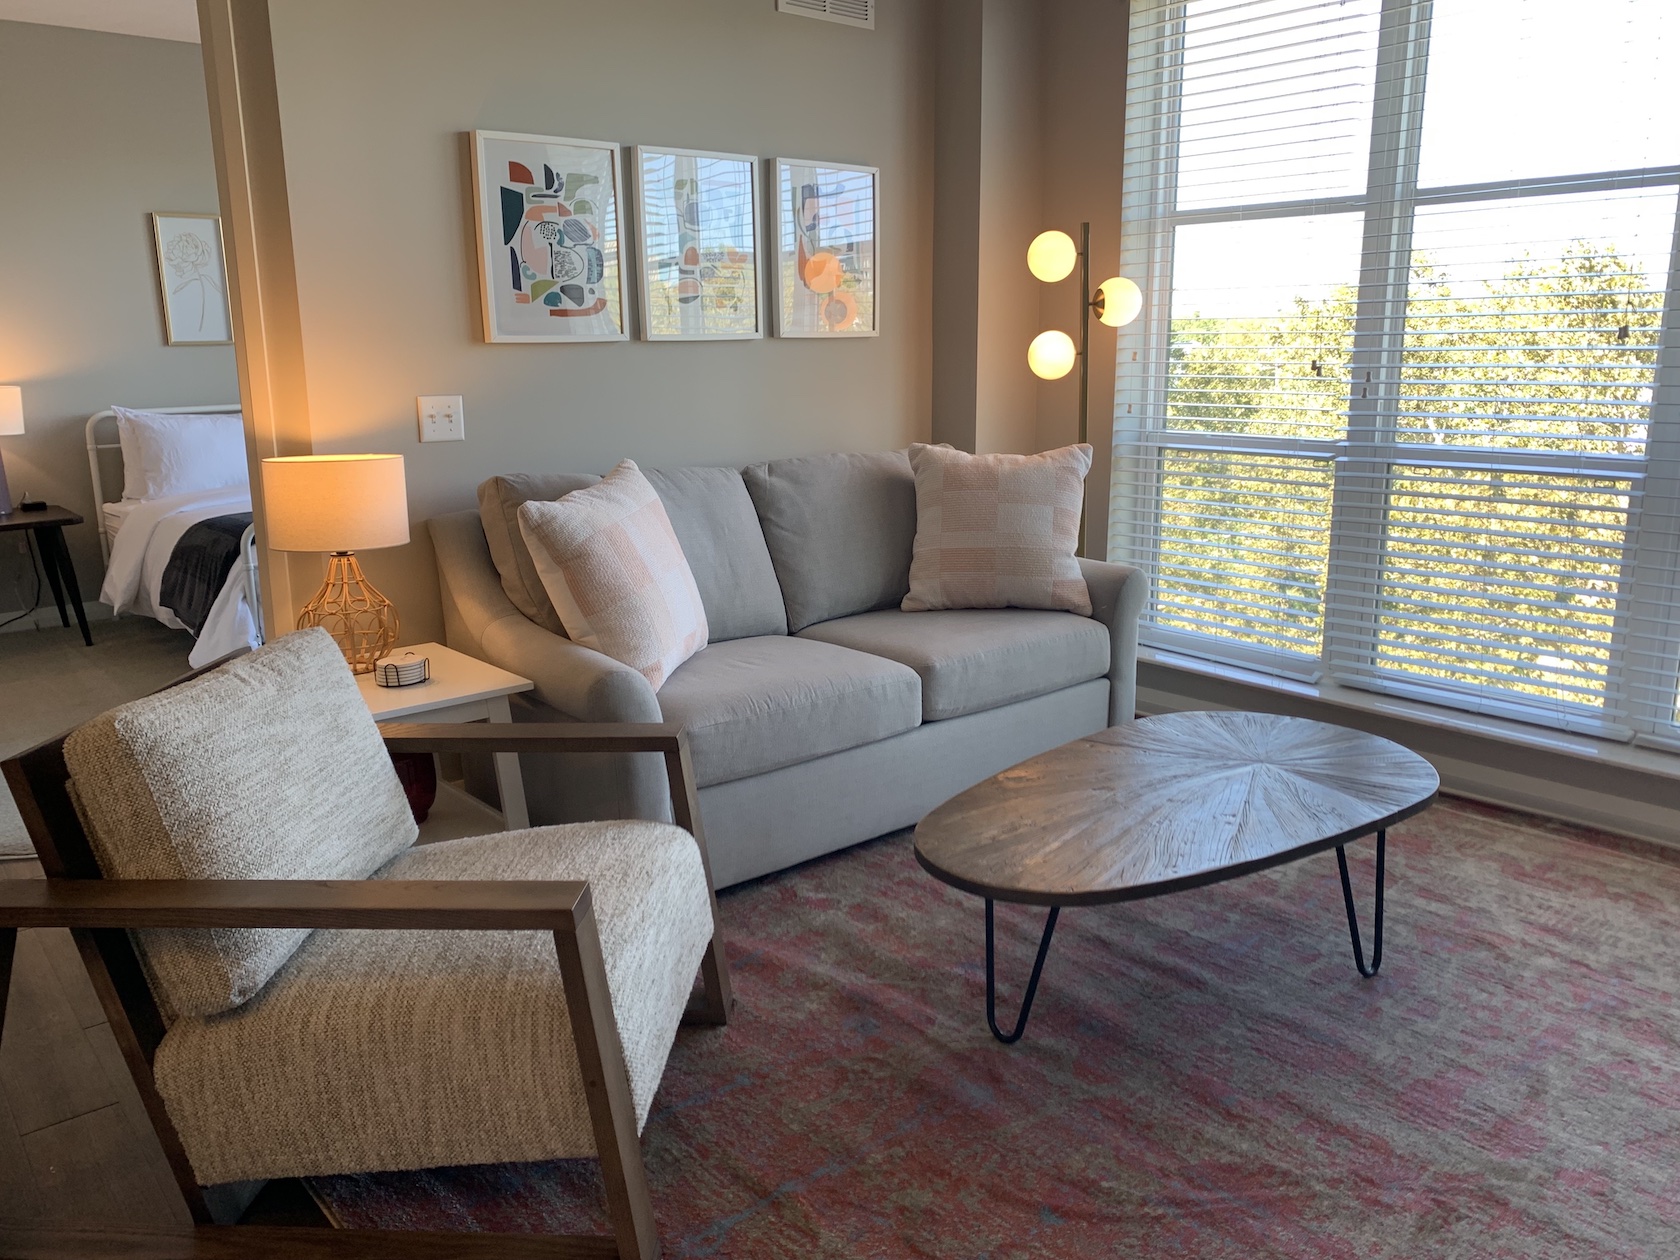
517, 460, 708, 690
902, 442, 1093, 616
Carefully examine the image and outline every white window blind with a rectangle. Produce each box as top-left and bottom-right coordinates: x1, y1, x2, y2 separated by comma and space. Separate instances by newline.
1113, 0, 1680, 745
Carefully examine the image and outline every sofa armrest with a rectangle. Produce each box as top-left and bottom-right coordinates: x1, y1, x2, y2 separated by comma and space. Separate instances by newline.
480, 613, 661, 724
1081, 557, 1148, 725
428, 510, 660, 724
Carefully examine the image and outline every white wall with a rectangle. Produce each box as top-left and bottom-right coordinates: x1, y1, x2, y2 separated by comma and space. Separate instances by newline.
265, 0, 935, 643
0, 20, 236, 614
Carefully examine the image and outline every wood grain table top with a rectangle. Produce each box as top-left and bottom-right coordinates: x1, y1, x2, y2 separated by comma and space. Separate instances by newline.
914, 710, 1439, 907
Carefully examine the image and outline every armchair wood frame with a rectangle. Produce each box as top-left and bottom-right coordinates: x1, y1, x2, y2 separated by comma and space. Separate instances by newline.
0, 721, 733, 1260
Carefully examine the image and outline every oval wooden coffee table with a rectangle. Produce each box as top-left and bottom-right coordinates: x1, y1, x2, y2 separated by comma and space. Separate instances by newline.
914, 710, 1439, 1043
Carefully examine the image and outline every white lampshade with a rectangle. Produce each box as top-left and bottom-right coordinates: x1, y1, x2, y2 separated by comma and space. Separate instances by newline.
1027, 231, 1078, 283
261, 454, 409, 553
1096, 276, 1143, 328
0, 387, 23, 437
1028, 330, 1078, 380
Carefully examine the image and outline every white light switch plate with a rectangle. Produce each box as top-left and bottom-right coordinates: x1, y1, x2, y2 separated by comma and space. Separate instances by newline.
417, 394, 465, 442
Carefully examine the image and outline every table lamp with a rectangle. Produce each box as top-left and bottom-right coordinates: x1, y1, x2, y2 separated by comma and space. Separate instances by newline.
260, 453, 409, 673
0, 387, 24, 517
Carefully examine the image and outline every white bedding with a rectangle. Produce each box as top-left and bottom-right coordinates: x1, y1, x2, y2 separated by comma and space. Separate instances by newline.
99, 486, 262, 668
102, 499, 139, 540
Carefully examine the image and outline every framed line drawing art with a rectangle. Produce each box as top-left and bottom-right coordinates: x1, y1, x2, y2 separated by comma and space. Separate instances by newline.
633, 145, 762, 340
151, 213, 232, 345
771, 158, 878, 337
471, 130, 627, 342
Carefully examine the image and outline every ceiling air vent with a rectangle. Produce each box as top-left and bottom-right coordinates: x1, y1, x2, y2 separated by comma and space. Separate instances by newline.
777, 0, 875, 30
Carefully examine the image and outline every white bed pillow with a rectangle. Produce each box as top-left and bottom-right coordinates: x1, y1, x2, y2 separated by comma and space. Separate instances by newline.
115, 408, 248, 501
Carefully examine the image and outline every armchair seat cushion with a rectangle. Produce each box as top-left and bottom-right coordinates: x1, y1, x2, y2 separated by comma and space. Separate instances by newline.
152, 822, 713, 1185
656, 636, 922, 786
797, 608, 1110, 722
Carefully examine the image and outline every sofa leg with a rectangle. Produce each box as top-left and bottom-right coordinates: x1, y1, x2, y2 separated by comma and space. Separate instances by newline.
553, 914, 661, 1260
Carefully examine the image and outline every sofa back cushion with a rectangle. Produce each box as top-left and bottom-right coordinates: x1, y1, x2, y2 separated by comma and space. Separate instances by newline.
642, 466, 787, 640
743, 450, 918, 633
62, 629, 418, 1021
480, 472, 601, 635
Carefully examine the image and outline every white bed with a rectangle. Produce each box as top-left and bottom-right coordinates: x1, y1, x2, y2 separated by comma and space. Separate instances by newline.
88, 406, 264, 668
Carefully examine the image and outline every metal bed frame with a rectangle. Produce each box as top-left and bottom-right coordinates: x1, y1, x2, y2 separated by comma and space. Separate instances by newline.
85, 405, 262, 635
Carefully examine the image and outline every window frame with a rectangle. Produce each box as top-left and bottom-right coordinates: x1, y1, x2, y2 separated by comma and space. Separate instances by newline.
1113, 0, 1680, 746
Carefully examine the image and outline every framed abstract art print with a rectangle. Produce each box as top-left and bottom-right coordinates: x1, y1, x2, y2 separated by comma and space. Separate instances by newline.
151, 212, 232, 345
471, 131, 627, 343
771, 158, 878, 338
633, 145, 762, 340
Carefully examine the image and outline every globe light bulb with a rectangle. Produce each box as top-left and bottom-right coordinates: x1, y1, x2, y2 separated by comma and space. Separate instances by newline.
1027, 231, 1077, 283
1028, 330, 1078, 380
1096, 275, 1143, 328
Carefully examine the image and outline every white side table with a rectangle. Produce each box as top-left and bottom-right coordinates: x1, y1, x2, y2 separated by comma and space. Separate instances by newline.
355, 642, 535, 830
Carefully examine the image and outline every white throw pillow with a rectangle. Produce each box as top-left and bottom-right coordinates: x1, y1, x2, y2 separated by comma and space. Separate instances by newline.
115, 407, 248, 501
903, 442, 1093, 616
517, 460, 708, 691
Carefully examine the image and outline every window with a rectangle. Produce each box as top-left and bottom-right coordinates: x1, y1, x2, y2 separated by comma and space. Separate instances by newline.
1113, 0, 1680, 746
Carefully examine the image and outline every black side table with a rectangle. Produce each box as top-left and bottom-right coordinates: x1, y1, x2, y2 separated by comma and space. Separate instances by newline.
0, 505, 93, 646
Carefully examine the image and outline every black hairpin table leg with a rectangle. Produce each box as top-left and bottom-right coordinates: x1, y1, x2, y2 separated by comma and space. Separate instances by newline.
1336, 828, 1385, 978
986, 899, 1060, 1044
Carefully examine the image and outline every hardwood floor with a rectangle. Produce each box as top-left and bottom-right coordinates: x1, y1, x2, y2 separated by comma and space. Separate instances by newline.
0, 858, 193, 1228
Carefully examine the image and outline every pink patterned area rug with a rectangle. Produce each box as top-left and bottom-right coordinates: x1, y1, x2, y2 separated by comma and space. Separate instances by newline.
309, 797, 1680, 1257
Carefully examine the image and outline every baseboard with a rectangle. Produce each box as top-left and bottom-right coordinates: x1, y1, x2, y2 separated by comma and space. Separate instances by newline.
0, 601, 112, 634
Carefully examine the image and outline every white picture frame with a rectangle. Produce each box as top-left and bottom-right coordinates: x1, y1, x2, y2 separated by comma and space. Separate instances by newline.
633, 145, 763, 341
151, 213, 232, 346
771, 157, 879, 338
470, 130, 628, 343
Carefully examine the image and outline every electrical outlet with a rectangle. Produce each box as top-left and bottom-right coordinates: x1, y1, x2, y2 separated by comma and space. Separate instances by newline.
417, 395, 465, 442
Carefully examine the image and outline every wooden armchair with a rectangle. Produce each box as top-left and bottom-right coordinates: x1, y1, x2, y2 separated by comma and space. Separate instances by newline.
0, 632, 732, 1260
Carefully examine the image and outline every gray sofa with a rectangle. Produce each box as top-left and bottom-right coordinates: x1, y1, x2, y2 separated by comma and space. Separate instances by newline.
428, 449, 1146, 889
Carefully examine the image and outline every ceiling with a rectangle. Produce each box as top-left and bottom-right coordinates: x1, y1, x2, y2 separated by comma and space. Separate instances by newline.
0, 0, 199, 43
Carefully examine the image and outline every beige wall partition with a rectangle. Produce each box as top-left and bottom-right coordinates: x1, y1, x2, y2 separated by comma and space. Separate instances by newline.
259, 0, 936, 643
0, 20, 238, 616
198, 0, 317, 636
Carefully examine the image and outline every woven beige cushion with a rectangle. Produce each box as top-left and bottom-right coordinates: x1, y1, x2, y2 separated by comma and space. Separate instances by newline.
62, 629, 417, 1019
152, 822, 713, 1184
518, 460, 709, 690
902, 443, 1093, 616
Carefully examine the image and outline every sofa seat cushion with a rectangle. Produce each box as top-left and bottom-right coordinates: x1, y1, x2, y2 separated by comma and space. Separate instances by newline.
656, 636, 922, 786
152, 822, 713, 1185
798, 608, 1110, 722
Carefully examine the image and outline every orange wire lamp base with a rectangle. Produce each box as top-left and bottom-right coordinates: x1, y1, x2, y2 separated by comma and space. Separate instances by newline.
296, 551, 398, 674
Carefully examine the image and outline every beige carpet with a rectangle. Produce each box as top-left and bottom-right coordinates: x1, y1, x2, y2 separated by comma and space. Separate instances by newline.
0, 616, 194, 858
